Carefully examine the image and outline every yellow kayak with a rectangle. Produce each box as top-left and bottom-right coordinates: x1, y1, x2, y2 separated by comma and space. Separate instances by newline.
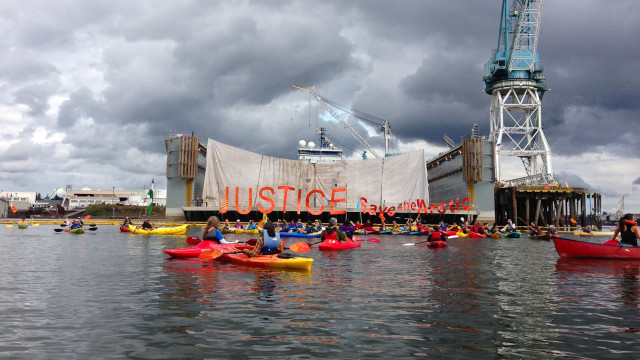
244, 229, 260, 235
456, 232, 469, 238
128, 224, 188, 235
230, 228, 245, 234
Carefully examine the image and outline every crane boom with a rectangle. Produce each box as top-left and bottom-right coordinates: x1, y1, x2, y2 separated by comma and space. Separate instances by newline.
293, 85, 381, 158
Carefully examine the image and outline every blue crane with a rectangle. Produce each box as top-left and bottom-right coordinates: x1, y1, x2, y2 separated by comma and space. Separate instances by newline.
483, 0, 546, 94
483, 0, 555, 185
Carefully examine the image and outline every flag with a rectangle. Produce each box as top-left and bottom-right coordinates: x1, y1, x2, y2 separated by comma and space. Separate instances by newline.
11, 205, 17, 213
146, 178, 154, 215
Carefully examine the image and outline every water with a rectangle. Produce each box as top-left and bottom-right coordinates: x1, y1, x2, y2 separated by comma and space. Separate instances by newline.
0, 225, 638, 359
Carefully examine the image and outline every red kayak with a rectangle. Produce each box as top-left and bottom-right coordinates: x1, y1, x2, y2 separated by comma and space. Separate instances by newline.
467, 232, 487, 238
426, 240, 447, 248
318, 237, 362, 251
120, 226, 130, 232
442, 230, 458, 237
553, 237, 640, 259
164, 241, 218, 258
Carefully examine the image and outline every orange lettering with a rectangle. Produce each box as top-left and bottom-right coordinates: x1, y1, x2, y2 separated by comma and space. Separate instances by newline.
235, 187, 252, 215
437, 203, 447, 214
330, 187, 347, 215
257, 187, 275, 213
278, 186, 294, 213
219, 186, 229, 214
305, 189, 325, 215
462, 197, 471, 210
387, 206, 396, 216
297, 189, 302, 214
448, 199, 456, 213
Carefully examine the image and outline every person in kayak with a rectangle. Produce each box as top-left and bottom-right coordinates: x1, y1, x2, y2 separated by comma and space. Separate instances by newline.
246, 220, 257, 230
530, 222, 540, 236
546, 224, 557, 236
339, 220, 356, 238
141, 219, 154, 230
19, 218, 27, 226
503, 219, 516, 233
202, 216, 235, 244
611, 213, 640, 247
121, 217, 132, 227
321, 217, 348, 243
69, 219, 83, 230
471, 220, 488, 237
243, 219, 284, 257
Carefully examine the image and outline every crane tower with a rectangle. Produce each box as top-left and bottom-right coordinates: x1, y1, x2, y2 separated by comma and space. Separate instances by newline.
483, 0, 555, 185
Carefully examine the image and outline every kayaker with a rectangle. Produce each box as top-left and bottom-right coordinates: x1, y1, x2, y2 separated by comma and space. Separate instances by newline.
234, 219, 243, 229
339, 220, 356, 238
246, 220, 257, 230
278, 219, 290, 232
321, 217, 348, 243
581, 225, 591, 234
489, 223, 501, 234
471, 220, 488, 237
19, 218, 27, 226
222, 219, 230, 230
121, 217, 132, 227
63, 216, 69, 226
547, 224, 557, 236
69, 219, 83, 230
530, 223, 540, 236
502, 219, 516, 233
611, 213, 640, 247
391, 221, 401, 232
141, 219, 154, 230
243, 219, 284, 257
202, 216, 235, 244
303, 221, 316, 234
314, 219, 323, 231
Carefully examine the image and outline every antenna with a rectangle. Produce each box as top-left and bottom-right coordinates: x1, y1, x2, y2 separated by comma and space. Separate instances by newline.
442, 135, 456, 149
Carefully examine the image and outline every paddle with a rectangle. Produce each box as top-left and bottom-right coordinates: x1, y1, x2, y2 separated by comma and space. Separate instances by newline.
403, 235, 458, 246
366, 238, 381, 243
54, 226, 96, 232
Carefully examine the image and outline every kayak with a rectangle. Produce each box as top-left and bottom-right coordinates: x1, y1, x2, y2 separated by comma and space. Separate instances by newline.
408, 231, 423, 236
392, 230, 409, 235
244, 229, 260, 235
427, 240, 448, 248
442, 230, 458, 237
318, 237, 361, 251
456, 232, 468, 238
505, 232, 521, 238
229, 228, 245, 234
119, 226, 130, 232
279, 231, 321, 238
467, 232, 486, 238
572, 230, 614, 237
210, 243, 313, 270
553, 237, 640, 259
128, 224, 188, 235
490, 233, 503, 239
530, 233, 551, 241
69, 228, 85, 234
164, 241, 216, 259
18, 225, 28, 229
379, 229, 392, 235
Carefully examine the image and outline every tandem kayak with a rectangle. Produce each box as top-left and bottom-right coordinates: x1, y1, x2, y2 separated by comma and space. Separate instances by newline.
164, 241, 216, 259
553, 237, 640, 259
69, 228, 85, 234
209, 243, 313, 270
128, 224, 188, 235
318, 237, 361, 251
279, 231, 321, 238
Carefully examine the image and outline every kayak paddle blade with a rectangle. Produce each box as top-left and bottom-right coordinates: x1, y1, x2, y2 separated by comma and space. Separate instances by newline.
198, 249, 223, 261
86, 227, 98, 231
403, 243, 416, 246
186, 237, 201, 245
289, 242, 311, 253
366, 238, 381, 243
245, 238, 258, 246
54, 228, 65, 232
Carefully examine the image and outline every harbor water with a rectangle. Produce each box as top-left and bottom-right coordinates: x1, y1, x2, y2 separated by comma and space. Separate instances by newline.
0, 225, 638, 359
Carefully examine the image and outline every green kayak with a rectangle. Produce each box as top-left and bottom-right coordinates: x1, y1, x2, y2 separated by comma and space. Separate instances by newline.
18, 225, 28, 229
69, 228, 85, 234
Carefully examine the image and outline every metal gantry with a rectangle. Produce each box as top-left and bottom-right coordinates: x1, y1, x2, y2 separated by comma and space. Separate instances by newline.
484, 0, 554, 185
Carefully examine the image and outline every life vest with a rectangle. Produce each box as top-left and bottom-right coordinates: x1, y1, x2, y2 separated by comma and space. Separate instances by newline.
323, 229, 338, 241
431, 231, 442, 240
261, 232, 280, 254
624, 219, 638, 226
204, 228, 223, 243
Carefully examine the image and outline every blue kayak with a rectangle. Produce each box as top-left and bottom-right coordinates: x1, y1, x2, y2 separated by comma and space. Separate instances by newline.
279, 231, 322, 238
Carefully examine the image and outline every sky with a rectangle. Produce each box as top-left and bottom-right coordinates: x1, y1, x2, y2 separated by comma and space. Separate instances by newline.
1, 0, 638, 214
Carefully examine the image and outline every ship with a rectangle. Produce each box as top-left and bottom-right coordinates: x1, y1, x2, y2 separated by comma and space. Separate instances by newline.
297, 127, 343, 163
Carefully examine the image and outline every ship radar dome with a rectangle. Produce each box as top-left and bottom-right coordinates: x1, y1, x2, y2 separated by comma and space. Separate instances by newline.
298, 140, 306, 148
308, 141, 316, 149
